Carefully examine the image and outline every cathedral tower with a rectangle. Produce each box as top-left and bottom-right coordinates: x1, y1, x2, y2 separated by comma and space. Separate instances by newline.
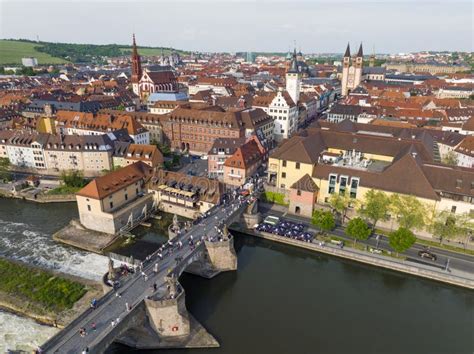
341, 43, 351, 96
354, 43, 363, 89
131, 34, 142, 96
341, 42, 364, 96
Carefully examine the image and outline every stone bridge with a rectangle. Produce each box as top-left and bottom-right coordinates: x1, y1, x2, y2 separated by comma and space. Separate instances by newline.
41, 196, 259, 354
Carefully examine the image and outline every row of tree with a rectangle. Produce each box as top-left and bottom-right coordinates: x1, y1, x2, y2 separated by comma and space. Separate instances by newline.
312, 189, 473, 256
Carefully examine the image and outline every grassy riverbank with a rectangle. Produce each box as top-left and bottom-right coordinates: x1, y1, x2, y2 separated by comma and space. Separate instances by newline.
0, 258, 89, 324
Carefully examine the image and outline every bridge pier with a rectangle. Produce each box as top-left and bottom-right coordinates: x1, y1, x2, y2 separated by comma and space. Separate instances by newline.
145, 290, 190, 338
204, 236, 238, 272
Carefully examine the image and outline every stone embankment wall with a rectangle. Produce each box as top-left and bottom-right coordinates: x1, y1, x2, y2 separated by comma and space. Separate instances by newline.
245, 229, 474, 290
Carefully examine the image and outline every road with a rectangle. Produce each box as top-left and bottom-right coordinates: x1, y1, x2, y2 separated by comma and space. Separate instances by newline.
261, 208, 474, 274
41, 195, 249, 354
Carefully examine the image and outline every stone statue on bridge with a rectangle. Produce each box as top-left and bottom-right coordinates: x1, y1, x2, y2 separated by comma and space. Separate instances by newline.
222, 224, 230, 240
166, 273, 178, 298
107, 258, 116, 281
172, 214, 180, 232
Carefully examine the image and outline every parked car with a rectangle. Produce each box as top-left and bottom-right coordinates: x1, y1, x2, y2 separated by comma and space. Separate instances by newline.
418, 249, 437, 261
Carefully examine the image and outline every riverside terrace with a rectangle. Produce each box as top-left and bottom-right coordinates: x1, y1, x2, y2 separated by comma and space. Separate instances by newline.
40, 194, 252, 354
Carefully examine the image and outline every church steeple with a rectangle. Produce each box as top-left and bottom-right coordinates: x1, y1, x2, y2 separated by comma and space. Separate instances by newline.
131, 34, 142, 81
357, 43, 363, 58
288, 47, 298, 73
344, 42, 351, 58
131, 34, 142, 96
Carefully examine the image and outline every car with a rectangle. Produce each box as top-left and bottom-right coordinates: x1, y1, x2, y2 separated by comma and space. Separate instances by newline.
418, 249, 437, 261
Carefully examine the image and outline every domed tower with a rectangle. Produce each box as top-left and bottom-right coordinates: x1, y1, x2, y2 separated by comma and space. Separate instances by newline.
131, 34, 142, 96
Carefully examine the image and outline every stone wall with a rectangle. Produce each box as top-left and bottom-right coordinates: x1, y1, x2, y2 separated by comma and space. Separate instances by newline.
145, 291, 190, 338
204, 238, 238, 272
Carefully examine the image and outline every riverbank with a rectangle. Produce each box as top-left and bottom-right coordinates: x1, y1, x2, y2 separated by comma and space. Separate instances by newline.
0, 189, 75, 203
0, 257, 103, 327
231, 226, 474, 289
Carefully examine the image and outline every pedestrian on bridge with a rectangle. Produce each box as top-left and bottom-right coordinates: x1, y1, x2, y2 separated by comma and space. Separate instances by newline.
126, 302, 131, 311
91, 322, 96, 331
111, 320, 115, 328
154, 263, 159, 273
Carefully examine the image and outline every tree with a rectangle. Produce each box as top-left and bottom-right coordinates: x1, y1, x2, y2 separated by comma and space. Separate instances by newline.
389, 227, 416, 256
431, 211, 473, 246
0, 157, 11, 182
442, 151, 458, 166
312, 210, 335, 233
60, 170, 87, 188
328, 190, 351, 223
390, 194, 426, 231
346, 217, 371, 245
358, 189, 390, 230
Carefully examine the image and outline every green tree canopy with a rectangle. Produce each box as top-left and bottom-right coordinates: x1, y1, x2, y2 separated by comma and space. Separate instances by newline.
389, 227, 416, 256
442, 151, 458, 166
430, 211, 473, 245
0, 157, 11, 182
312, 210, 336, 233
328, 190, 351, 223
358, 189, 390, 229
390, 194, 426, 231
346, 217, 371, 245
60, 170, 87, 188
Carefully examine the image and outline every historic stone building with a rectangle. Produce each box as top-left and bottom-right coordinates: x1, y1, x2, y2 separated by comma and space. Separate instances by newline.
340, 43, 386, 96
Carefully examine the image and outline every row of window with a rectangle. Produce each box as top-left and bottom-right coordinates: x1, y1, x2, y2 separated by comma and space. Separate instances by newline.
328, 174, 359, 198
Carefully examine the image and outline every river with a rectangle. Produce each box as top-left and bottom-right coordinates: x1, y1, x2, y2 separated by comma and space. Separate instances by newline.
0, 199, 473, 353
0, 199, 109, 352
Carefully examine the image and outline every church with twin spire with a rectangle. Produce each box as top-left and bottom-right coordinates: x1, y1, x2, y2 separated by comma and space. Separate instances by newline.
340, 43, 386, 96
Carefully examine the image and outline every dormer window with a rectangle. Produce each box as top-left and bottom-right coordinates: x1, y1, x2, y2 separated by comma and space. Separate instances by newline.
456, 179, 462, 189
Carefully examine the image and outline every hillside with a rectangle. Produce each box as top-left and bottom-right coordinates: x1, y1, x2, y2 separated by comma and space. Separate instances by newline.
0, 40, 69, 65
0, 39, 188, 65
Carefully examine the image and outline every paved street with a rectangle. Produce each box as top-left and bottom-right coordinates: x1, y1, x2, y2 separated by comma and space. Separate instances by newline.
260, 207, 474, 274
41, 195, 249, 354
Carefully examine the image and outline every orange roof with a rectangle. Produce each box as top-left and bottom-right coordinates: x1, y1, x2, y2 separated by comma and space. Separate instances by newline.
76, 161, 153, 199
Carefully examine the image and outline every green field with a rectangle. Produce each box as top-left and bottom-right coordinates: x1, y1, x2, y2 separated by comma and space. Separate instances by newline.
0, 40, 69, 65
0, 258, 86, 314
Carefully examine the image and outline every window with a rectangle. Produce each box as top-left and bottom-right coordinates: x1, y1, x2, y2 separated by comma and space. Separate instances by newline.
87, 204, 91, 211
456, 179, 462, 189
350, 178, 359, 198
110, 201, 113, 209
295, 206, 301, 214
339, 176, 348, 195
297, 189, 301, 196
451, 205, 457, 213
125, 194, 128, 201
282, 172, 286, 178
282, 160, 287, 167
328, 174, 337, 194
296, 162, 300, 169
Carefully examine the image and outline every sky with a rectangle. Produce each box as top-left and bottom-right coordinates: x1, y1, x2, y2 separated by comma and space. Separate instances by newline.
0, 0, 472, 54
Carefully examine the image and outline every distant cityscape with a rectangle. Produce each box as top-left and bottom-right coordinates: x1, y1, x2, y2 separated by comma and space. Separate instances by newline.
0, 25, 473, 354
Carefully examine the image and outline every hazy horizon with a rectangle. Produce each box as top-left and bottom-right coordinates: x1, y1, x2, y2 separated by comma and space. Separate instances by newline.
0, 0, 472, 54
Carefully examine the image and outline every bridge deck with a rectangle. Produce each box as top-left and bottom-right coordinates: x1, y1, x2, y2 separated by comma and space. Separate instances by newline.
41, 196, 249, 354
